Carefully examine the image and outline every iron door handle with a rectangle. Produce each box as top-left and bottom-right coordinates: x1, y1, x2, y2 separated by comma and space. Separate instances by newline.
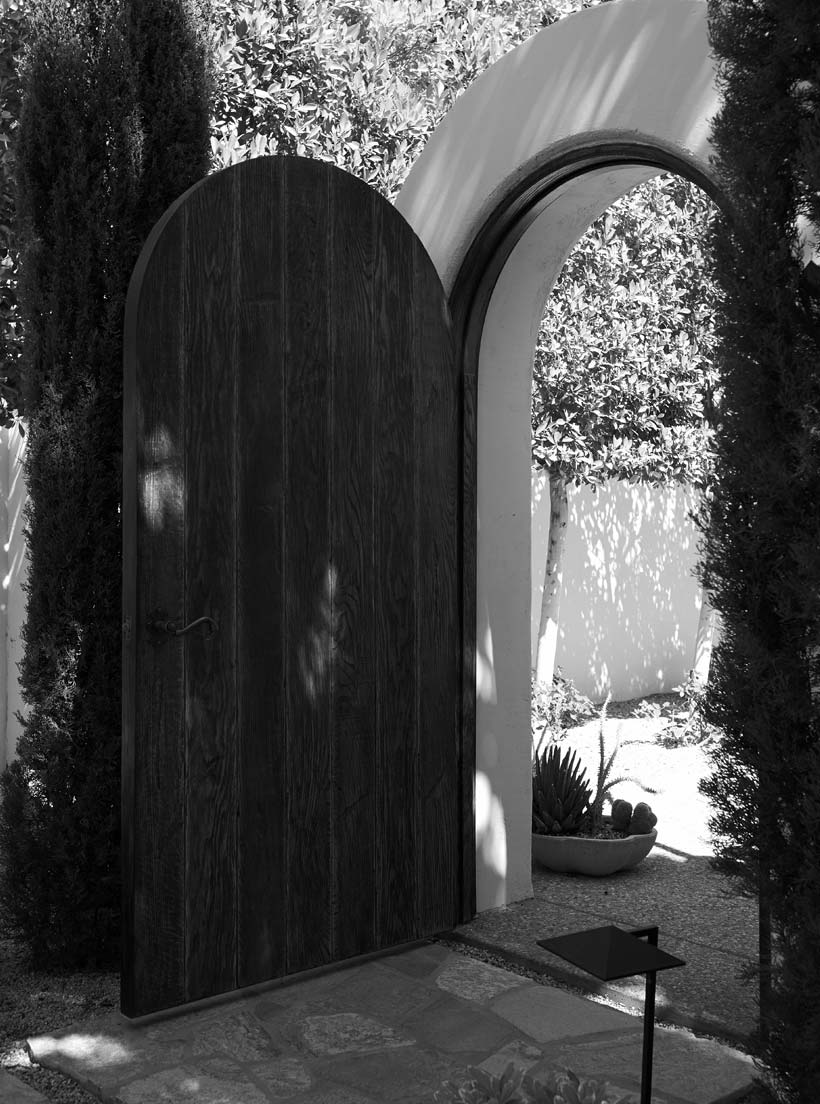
149, 616, 217, 638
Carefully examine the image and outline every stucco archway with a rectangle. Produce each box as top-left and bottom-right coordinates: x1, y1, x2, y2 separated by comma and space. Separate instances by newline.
395, 0, 722, 913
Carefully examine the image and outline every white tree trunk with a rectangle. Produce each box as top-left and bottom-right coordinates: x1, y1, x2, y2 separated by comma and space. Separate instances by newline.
691, 587, 719, 689
535, 474, 569, 691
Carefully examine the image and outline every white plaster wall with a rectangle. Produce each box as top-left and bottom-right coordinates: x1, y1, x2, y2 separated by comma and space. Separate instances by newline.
1, 424, 28, 772
396, 0, 719, 293
472, 166, 660, 911
396, 0, 720, 914
531, 471, 702, 702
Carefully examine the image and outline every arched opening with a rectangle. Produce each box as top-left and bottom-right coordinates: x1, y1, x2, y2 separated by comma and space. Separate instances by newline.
395, 0, 723, 911
457, 156, 722, 914
530, 170, 718, 706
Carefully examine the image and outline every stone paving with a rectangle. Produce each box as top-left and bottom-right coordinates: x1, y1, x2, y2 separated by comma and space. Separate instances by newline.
450, 850, 758, 1046
26, 943, 757, 1104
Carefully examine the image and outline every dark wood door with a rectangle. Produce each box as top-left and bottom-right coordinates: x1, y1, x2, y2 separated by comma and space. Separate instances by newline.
121, 155, 465, 1018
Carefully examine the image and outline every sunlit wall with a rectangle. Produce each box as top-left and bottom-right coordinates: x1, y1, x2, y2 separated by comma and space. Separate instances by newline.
531, 470, 702, 702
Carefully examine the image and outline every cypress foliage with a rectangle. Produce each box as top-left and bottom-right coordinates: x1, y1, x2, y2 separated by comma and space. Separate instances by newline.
0, 0, 211, 968
0, 0, 27, 425
696, 2, 820, 1098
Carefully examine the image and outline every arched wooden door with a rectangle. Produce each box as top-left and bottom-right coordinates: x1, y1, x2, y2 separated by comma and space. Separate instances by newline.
122, 156, 467, 1018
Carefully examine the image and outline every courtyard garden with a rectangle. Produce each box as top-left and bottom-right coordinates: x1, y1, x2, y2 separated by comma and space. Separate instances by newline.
0, 0, 819, 1102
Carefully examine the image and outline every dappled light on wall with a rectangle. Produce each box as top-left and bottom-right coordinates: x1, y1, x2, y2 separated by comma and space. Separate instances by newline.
476, 604, 497, 705
475, 770, 507, 907
396, 0, 719, 293
532, 474, 702, 701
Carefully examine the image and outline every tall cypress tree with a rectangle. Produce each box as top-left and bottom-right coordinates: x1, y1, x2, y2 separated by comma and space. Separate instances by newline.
696, 2, 820, 1098
0, 0, 211, 967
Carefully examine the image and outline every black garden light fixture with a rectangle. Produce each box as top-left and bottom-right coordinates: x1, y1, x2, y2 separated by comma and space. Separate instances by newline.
537, 925, 685, 1104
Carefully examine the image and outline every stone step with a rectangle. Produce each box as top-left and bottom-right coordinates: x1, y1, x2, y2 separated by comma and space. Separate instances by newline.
0, 1068, 51, 1104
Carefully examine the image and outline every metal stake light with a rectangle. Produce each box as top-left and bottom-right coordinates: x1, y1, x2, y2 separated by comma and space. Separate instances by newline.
537, 925, 685, 1104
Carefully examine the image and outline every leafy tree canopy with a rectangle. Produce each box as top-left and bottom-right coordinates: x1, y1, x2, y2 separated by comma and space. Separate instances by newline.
532, 173, 720, 492
204, 0, 606, 195
0, 0, 26, 427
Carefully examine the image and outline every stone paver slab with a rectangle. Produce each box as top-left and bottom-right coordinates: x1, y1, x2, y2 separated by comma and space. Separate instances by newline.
300, 1013, 414, 1056
326, 1045, 455, 1104
286, 1089, 376, 1104
434, 957, 528, 1003
403, 997, 517, 1055
380, 943, 451, 979
117, 1065, 269, 1104
477, 1038, 545, 1077
302, 962, 437, 1023
0, 1069, 51, 1104
189, 1011, 279, 1061
489, 984, 641, 1043
246, 1056, 314, 1098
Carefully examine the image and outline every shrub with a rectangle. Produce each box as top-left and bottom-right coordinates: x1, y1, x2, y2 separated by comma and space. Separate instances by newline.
531, 669, 595, 752
656, 674, 721, 749
0, 0, 26, 427
0, 0, 211, 968
696, 0, 820, 1096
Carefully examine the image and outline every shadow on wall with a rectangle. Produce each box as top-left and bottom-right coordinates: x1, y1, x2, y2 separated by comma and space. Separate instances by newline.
1, 425, 28, 772
531, 469, 702, 702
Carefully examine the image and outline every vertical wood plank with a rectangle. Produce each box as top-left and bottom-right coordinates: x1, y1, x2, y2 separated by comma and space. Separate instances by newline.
413, 238, 461, 933
123, 212, 187, 1016
183, 172, 239, 1002
373, 199, 419, 947
236, 158, 288, 987
284, 159, 334, 973
125, 155, 465, 1015
330, 173, 377, 960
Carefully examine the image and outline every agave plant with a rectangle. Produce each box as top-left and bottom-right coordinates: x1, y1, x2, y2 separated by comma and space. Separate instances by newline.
434, 1062, 638, 1104
532, 743, 592, 836
587, 694, 659, 832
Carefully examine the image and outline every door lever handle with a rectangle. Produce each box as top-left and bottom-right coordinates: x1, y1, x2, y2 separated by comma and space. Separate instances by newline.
149, 616, 217, 638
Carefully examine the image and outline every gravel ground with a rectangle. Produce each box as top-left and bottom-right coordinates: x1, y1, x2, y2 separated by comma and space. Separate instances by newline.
0, 935, 118, 1103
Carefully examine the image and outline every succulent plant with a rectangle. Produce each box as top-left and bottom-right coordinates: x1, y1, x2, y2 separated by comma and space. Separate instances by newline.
532, 744, 593, 836
526, 1067, 637, 1104
435, 1062, 638, 1104
587, 695, 660, 831
610, 798, 633, 831
627, 801, 658, 834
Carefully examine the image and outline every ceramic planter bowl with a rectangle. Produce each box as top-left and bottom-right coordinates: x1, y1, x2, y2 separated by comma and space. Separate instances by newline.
531, 816, 657, 876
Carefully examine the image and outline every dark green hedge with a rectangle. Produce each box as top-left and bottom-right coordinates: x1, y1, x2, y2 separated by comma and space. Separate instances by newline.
697, 2, 820, 1099
0, 0, 211, 968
